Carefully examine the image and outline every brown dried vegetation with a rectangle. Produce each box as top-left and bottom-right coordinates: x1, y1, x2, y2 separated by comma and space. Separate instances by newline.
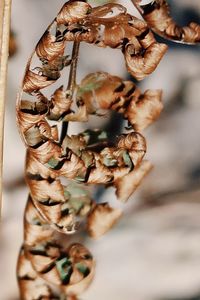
132, 0, 200, 44
16, 0, 199, 299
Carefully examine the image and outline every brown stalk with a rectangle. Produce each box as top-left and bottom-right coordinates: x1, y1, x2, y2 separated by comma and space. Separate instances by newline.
130, 0, 143, 15
0, 0, 11, 216
60, 41, 80, 143
67, 42, 80, 92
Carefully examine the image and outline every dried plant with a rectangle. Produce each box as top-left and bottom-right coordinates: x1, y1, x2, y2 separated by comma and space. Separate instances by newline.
0, 0, 11, 215
131, 0, 200, 44
15, 1, 199, 299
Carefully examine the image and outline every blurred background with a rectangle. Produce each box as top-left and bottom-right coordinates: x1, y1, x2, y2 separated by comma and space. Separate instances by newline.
1, 0, 200, 299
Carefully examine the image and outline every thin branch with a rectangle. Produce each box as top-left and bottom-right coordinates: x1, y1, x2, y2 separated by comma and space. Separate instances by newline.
0, 0, 12, 216
67, 41, 80, 92
130, 0, 144, 15
60, 41, 80, 143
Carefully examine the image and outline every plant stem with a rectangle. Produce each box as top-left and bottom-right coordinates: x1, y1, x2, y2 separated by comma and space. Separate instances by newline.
67, 41, 80, 91
0, 0, 12, 216
130, 0, 144, 15
60, 41, 80, 143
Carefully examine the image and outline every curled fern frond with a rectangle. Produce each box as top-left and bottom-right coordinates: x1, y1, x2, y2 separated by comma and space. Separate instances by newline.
16, 1, 168, 298
131, 0, 200, 44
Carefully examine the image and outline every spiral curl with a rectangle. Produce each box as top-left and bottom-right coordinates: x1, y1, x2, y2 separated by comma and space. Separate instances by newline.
17, 1, 166, 298
132, 0, 200, 44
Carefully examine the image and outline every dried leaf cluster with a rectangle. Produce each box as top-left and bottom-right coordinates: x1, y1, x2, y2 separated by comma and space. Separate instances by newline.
132, 0, 200, 44
16, 0, 199, 299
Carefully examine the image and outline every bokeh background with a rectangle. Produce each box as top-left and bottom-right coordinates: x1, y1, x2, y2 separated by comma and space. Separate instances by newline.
1, 0, 200, 299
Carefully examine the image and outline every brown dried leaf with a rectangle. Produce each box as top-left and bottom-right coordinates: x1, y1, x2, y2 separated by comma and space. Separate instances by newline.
117, 132, 146, 153
29, 140, 61, 164
17, 99, 48, 133
17, 250, 55, 300
88, 160, 113, 184
24, 198, 54, 246
57, 1, 91, 25
36, 31, 65, 61
59, 153, 86, 179
89, 3, 126, 19
125, 42, 168, 80
115, 160, 153, 202
29, 179, 65, 204
26, 150, 56, 180
48, 86, 72, 120
63, 262, 95, 296
77, 72, 124, 113
77, 72, 163, 132
32, 201, 62, 225
23, 69, 55, 93
126, 89, 163, 131
28, 252, 56, 274
87, 203, 122, 239
137, 0, 200, 44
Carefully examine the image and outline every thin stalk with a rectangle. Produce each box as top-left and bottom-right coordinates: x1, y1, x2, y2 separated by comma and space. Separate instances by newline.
0, 0, 12, 216
130, 0, 144, 15
67, 41, 80, 92
60, 42, 80, 143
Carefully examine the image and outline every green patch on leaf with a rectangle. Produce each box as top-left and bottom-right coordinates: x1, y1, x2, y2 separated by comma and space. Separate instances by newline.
64, 184, 91, 214
83, 129, 108, 146
67, 183, 89, 197
123, 151, 133, 169
56, 257, 72, 284
64, 188, 70, 200
98, 131, 107, 140
68, 198, 85, 213
103, 156, 117, 167
75, 175, 86, 183
75, 262, 90, 277
81, 151, 93, 168
77, 80, 103, 97
31, 217, 42, 226
46, 157, 59, 168
32, 244, 45, 252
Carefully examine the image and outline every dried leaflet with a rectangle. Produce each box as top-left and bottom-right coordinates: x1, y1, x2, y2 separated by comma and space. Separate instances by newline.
16, 1, 169, 298
17, 198, 94, 299
115, 160, 153, 202
131, 0, 200, 44
87, 203, 122, 239
76, 72, 163, 130
17, 251, 79, 300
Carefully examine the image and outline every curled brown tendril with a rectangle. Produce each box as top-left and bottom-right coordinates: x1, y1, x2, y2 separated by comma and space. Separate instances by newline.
16, 1, 166, 299
19, 71, 162, 234
131, 0, 200, 44
20, 1, 168, 85
17, 198, 94, 299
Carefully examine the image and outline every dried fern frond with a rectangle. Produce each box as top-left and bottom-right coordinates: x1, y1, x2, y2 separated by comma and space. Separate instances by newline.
17, 1, 167, 86
17, 198, 94, 298
131, 0, 200, 44
75, 72, 163, 130
16, 1, 168, 298
17, 249, 79, 300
